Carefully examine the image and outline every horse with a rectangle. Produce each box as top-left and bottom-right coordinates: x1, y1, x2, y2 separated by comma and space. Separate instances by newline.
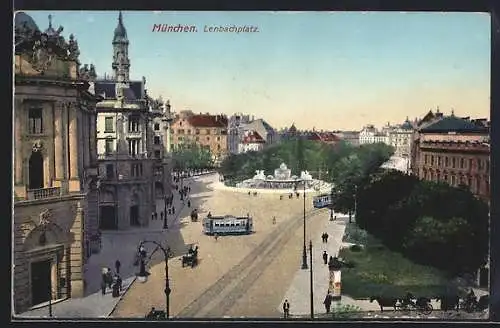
369, 296, 399, 312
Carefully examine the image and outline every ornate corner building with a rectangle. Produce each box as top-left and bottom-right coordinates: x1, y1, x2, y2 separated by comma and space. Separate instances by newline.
93, 12, 171, 230
13, 13, 102, 312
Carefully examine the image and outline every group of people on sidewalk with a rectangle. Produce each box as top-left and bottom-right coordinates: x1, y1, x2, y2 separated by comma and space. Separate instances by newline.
101, 260, 123, 298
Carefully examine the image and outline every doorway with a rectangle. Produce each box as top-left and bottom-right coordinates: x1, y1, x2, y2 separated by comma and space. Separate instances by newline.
99, 206, 117, 230
29, 151, 44, 189
31, 259, 52, 306
130, 205, 140, 226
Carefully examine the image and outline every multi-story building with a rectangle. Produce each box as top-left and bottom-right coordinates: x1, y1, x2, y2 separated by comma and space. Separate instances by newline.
93, 12, 159, 230
228, 113, 252, 154
411, 111, 490, 203
13, 13, 102, 312
238, 130, 266, 153
334, 131, 360, 147
151, 98, 173, 198
170, 111, 229, 165
244, 118, 279, 146
387, 117, 414, 157
358, 124, 389, 145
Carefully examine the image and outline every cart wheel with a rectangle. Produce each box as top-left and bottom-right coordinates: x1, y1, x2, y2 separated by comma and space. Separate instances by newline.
422, 304, 433, 315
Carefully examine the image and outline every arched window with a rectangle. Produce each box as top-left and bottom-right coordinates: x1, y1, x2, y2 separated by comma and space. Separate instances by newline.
29, 151, 44, 189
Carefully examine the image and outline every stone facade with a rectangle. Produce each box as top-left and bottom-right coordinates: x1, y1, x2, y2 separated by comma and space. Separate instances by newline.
93, 12, 169, 229
170, 111, 229, 165
14, 12, 101, 313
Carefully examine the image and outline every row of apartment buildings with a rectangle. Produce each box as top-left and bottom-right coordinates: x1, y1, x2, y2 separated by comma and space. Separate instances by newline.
13, 12, 173, 313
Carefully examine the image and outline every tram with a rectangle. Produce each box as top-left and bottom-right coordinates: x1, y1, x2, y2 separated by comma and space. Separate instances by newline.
202, 215, 253, 235
313, 193, 333, 208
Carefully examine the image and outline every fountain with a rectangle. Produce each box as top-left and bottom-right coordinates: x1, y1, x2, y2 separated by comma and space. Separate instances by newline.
236, 163, 315, 190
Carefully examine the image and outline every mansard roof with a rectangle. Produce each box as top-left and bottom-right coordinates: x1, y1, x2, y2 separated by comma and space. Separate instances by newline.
94, 80, 144, 100
420, 115, 489, 133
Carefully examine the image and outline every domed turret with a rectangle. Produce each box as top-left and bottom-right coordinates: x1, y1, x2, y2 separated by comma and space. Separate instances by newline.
44, 14, 57, 36
15, 12, 40, 32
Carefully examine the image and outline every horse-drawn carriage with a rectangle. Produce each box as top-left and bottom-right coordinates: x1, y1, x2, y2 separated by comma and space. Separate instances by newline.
181, 245, 198, 268
190, 209, 198, 222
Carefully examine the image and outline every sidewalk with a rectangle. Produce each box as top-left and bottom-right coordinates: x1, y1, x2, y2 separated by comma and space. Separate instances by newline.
279, 213, 380, 316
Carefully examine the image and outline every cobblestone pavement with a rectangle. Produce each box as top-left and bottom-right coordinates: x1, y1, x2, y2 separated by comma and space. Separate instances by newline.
112, 173, 325, 318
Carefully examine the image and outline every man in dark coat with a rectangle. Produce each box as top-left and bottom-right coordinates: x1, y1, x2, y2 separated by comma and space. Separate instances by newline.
283, 299, 290, 318
322, 251, 328, 265
115, 259, 121, 274
324, 233, 329, 243
324, 294, 333, 313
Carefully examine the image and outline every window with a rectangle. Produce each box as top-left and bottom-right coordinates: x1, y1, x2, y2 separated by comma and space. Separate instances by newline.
438, 156, 442, 167
469, 159, 473, 169
217, 144, 221, 150
452, 157, 456, 168
195, 136, 199, 141
217, 136, 221, 141
451, 175, 456, 185
104, 117, 114, 132
444, 174, 448, 182
131, 163, 142, 177
178, 136, 183, 141
105, 139, 114, 154
206, 136, 210, 141
178, 129, 185, 134
154, 123, 160, 131
445, 157, 449, 167
430, 155, 434, 166
154, 136, 161, 145
187, 130, 191, 134
459, 175, 464, 185
460, 158, 464, 169
478, 159, 483, 170
195, 129, 200, 135
468, 178, 472, 186
28, 108, 43, 134
155, 150, 161, 158
128, 116, 140, 132
128, 139, 139, 156
424, 155, 428, 165
436, 173, 441, 181
206, 129, 211, 135
106, 164, 114, 178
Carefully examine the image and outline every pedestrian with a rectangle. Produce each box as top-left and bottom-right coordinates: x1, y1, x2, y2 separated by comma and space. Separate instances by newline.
321, 233, 326, 243
101, 279, 107, 295
214, 233, 218, 241
172, 207, 175, 214
296, 192, 299, 199
280, 195, 283, 200
272, 216, 276, 225
324, 233, 329, 243
115, 259, 121, 274
116, 274, 123, 292
322, 251, 328, 265
187, 199, 191, 208
151, 212, 155, 221
106, 268, 113, 288
283, 299, 290, 318
154, 212, 158, 220
324, 294, 332, 313
161, 211, 164, 220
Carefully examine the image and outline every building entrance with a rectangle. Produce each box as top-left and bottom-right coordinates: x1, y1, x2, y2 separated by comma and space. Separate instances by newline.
99, 206, 117, 230
31, 259, 52, 306
130, 205, 140, 226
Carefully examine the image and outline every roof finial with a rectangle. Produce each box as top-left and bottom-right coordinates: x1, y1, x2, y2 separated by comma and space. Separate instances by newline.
118, 11, 123, 24
451, 108, 455, 116
436, 106, 440, 113
48, 14, 53, 28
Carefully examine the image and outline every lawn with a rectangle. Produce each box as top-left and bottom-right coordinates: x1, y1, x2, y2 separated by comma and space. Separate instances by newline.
339, 223, 454, 299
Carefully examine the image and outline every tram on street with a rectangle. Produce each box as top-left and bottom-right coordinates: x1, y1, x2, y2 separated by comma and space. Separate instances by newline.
202, 215, 253, 235
313, 193, 332, 208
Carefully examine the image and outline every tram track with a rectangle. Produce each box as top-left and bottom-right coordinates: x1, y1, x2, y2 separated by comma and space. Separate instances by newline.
176, 207, 326, 318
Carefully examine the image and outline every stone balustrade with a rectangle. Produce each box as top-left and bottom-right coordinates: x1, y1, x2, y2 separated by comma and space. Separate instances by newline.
26, 187, 61, 200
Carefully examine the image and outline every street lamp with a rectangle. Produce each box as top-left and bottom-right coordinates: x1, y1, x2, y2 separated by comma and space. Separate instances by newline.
301, 180, 308, 270
163, 192, 168, 229
329, 186, 334, 221
137, 240, 172, 318
309, 240, 314, 319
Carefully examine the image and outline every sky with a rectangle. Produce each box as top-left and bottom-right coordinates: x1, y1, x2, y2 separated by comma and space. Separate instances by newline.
21, 11, 491, 130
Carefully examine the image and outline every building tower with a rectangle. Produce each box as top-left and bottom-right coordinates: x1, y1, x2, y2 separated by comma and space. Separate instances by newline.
112, 11, 130, 86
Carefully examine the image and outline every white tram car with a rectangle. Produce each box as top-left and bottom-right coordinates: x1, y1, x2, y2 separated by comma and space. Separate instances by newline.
202, 215, 253, 235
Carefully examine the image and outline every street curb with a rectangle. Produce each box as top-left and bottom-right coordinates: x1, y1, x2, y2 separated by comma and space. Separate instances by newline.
107, 246, 161, 317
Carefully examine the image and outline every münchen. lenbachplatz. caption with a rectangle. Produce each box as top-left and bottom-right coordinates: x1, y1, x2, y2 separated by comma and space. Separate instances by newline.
204, 25, 259, 33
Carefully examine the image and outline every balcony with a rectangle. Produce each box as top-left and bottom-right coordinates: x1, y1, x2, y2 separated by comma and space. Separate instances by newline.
127, 131, 142, 139
98, 153, 148, 160
26, 187, 61, 200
